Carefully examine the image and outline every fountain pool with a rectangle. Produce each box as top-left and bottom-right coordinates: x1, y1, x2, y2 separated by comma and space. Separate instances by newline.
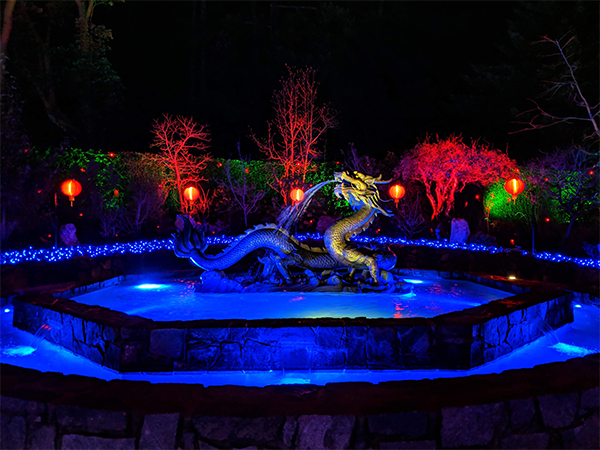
10, 270, 574, 373
67, 274, 509, 321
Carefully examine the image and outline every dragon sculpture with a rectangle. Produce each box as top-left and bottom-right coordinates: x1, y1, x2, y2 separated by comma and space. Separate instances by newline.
173, 170, 398, 290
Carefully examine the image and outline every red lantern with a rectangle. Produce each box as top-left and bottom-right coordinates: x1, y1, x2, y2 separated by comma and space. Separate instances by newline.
184, 186, 200, 202
60, 179, 82, 206
504, 178, 525, 201
290, 188, 305, 203
389, 184, 406, 205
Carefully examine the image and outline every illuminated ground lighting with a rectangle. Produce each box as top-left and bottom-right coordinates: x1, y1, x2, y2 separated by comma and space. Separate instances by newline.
4, 308, 10, 313
136, 284, 165, 290
574, 304, 582, 308
2, 346, 36, 357
403, 278, 424, 284
507, 276, 517, 280
550, 343, 595, 358
279, 377, 310, 385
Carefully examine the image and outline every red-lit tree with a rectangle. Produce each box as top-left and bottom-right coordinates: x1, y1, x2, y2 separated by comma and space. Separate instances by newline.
253, 65, 337, 204
395, 135, 517, 219
150, 114, 211, 214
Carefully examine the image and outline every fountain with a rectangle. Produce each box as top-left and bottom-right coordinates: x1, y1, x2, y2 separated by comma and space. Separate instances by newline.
2, 170, 598, 449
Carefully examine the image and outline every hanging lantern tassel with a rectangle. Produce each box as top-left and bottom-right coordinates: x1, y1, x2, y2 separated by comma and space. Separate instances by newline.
60, 179, 82, 207
389, 184, 406, 205
504, 178, 525, 202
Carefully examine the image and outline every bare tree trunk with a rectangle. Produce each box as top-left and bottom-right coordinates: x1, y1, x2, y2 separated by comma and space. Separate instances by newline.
0, 0, 17, 91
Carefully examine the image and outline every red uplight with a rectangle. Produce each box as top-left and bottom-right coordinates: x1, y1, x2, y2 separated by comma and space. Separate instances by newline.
510, 239, 515, 245
79, 213, 83, 217
80, 168, 85, 172
108, 152, 115, 158
475, 194, 480, 200
544, 178, 549, 181
218, 162, 223, 167
47, 234, 51, 238
37, 190, 41, 194
114, 189, 119, 197
24, 149, 28, 152
545, 217, 550, 222
245, 168, 250, 174
589, 171, 594, 175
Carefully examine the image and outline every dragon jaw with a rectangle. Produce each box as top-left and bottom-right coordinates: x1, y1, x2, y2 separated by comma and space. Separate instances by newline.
333, 171, 392, 217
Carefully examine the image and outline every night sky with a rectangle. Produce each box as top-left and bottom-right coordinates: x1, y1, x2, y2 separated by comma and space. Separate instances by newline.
11, 1, 600, 162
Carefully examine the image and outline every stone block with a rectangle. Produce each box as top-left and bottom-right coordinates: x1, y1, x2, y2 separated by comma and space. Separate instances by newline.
346, 327, 367, 369
500, 432, 550, 449
62, 434, 135, 449
441, 402, 506, 448
0, 396, 45, 418
139, 413, 179, 449
181, 432, 195, 450
366, 327, 399, 369
561, 412, 599, 450
1, 413, 26, 450
312, 348, 346, 370
211, 342, 243, 370
508, 398, 536, 430
283, 416, 298, 448
296, 415, 355, 449
580, 387, 599, 412
150, 329, 185, 359
192, 416, 284, 448
368, 412, 428, 437
56, 406, 127, 433
187, 345, 221, 370
188, 328, 230, 345
241, 340, 278, 371
397, 326, 431, 356
26, 424, 56, 450
379, 441, 436, 449
538, 393, 578, 428
279, 342, 314, 370
316, 327, 345, 349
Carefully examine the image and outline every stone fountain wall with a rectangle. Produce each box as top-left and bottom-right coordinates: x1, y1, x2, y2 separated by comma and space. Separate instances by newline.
1, 358, 598, 449
11, 273, 573, 373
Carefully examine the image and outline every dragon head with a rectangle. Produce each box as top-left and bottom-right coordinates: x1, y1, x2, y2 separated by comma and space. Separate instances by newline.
333, 171, 392, 217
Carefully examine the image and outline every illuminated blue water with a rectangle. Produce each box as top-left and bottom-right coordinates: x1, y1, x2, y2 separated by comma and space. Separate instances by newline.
1, 304, 598, 386
68, 276, 508, 321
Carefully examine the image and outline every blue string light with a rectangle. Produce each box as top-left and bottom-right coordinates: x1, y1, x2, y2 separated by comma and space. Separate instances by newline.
1, 234, 598, 269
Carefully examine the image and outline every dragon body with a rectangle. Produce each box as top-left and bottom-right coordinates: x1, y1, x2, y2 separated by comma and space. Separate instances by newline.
174, 171, 396, 283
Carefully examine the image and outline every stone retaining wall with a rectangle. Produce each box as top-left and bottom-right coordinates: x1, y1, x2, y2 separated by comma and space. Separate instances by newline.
11, 273, 573, 372
1, 356, 598, 449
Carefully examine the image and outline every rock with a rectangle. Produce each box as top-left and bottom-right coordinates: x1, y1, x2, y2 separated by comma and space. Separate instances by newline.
379, 441, 436, 449
1, 413, 26, 450
62, 435, 135, 449
538, 393, 578, 428
60, 223, 80, 247
139, 413, 179, 449
500, 432, 550, 449
26, 424, 56, 450
561, 412, 599, 449
441, 402, 506, 448
296, 415, 355, 449
196, 270, 243, 293
449, 218, 470, 244
150, 329, 186, 359
508, 398, 536, 430
56, 405, 127, 433
368, 412, 428, 437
